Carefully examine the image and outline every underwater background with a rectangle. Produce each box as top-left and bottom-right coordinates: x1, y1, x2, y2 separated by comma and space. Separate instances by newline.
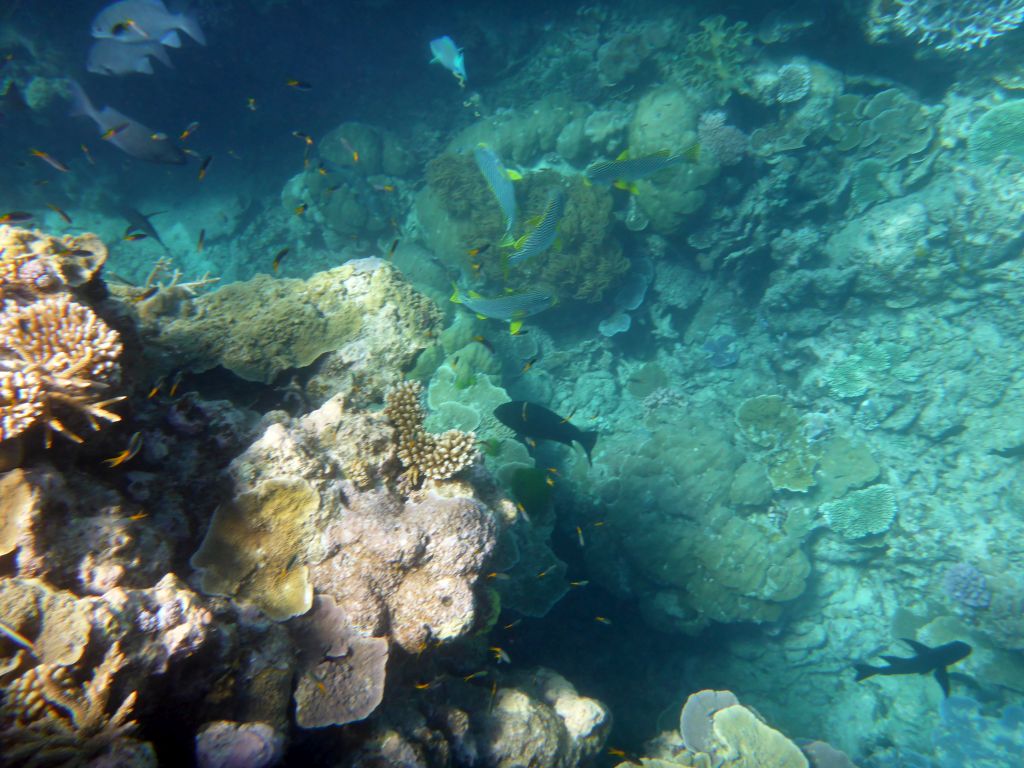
1, 0, 1024, 766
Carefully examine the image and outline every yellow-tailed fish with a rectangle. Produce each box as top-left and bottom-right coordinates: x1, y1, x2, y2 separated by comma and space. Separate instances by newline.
29, 148, 69, 173
508, 188, 565, 265
584, 147, 697, 190
46, 203, 72, 224
474, 144, 518, 242
450, 284, 556, 334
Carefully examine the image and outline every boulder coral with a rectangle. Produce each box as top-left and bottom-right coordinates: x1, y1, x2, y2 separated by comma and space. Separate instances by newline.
137, 258, 441, 396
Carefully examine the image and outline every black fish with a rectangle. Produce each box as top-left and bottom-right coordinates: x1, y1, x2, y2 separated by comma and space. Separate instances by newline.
494, 401, 598, 464
854, 639, 971, 697
123, 208, 168, 251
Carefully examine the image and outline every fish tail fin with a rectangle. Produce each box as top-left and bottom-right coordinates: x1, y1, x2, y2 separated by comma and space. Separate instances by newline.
161, 30, 182, 48
67, 80, 97, 122
177, 13, 206, 45
577, 430, 598, 464
449, 282, 462, 304
509, 320, 523, 336
854, 663, 880, 682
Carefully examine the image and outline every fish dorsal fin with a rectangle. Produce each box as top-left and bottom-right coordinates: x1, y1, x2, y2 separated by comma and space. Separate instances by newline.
616, 149, 630, 161
934, 666, 951, 697
902, 638, 931, 655
509, 320, 523, 335
161, 30, 182, 48
880, 655, 907, 665
468, 290, 483, 299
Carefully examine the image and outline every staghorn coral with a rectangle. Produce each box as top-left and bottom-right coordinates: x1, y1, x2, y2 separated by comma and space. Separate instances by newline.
0, 296, 124, 445
0, 642, 152, 768
385, 380, 477, 488
867, 0, 1024, 53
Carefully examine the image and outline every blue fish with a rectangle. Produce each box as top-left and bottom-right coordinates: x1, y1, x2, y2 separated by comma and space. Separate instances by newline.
508, 188, 565, 266
429, 35, 466, 86
474, 144, 519, 243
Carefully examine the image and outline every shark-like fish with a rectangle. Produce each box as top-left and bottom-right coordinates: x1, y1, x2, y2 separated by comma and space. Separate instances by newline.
855, 639, 972, 697
429, 35, 466, 87
508, 188, 565, 266
474, 144, 518, 243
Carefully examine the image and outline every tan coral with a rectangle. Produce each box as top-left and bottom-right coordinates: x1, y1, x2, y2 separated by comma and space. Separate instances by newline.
0, 226, 107, 301
385, 381, 477, 488
0, 296, 124, 444
0, 579, 91, 667
0, 642, 149, 767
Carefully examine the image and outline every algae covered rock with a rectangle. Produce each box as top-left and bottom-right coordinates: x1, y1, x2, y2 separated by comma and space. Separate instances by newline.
139, 259, 441, 393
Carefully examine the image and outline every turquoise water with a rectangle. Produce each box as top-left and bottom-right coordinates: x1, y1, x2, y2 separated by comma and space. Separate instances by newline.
2, 2, 1023, 766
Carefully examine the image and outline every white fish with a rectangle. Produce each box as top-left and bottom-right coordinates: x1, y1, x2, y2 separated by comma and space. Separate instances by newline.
87, 38, 173, 76
91, 0, 206, 46
68, 80, 185, 165
429, 35, 466, 86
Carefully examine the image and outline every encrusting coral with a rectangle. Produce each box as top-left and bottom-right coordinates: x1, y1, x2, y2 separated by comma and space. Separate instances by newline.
384, 380, 477, 488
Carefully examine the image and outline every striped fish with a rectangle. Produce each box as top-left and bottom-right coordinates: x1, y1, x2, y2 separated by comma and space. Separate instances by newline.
585, 147, 696, 188
451, 284, 556, 333
474, 144, 518, 241
509, 188, 565, 266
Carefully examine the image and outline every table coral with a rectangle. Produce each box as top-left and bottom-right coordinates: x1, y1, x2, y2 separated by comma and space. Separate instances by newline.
820, 484, 898, 539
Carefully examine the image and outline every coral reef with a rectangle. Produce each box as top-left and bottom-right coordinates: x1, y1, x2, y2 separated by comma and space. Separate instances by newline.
866, 0, 1024, 53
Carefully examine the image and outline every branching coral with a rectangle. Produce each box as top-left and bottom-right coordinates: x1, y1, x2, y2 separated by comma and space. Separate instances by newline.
869, 0, 1024, 53
0, 296, 124, 445
0, 642, 146, 767
384, 380, 477, 488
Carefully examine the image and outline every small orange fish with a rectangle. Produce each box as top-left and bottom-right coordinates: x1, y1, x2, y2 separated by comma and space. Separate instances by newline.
463, 670, 488, 682
545, 475, 555, 487
147, 377, 165, 399
123, 232, 148, 242
29, 148, 69, 173
127, 511, 149, 521
179, 121, 200, 141
292, 130, 314, 146
576, 525, 584, 547
317, 163, 328, 175
197, 228, 205, 253
101, 122, 130, 141
46, 203, 72, 224
489, 646, 511, 664
198, 155, 212, 181
467, 243, 490, 257
569, 580, 589, 588
273, 246, 290, 272
503, 619, 521, 630
0, 211, 32, 224
537, 565, 556, 579
294, 203, 307, 216
168, 370, 184, 397
103, 431, 143, 468
286, 78, 312, 91
414, 681, 435, 690
81, 144, 95, 165
129, 286, 159, 303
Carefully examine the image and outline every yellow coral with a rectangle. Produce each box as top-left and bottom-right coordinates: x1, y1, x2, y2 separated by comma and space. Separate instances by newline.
385, 381, 476, 487
0, 296, 124, 445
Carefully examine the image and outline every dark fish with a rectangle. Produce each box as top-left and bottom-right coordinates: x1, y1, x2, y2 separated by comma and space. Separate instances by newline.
124, 232, 148, 241
272, 247, 289, 272
292, 130, 314, 145
0, 211, 33, 224
197, 228, 205, 252
494, 401, 598, 463
991, 443, 1024, 458
198, 155, 212, 180
387, 238, 399, 259
286, 78, 312, 91
855, 639, 972, 697
69, 80, 186, 165
179, 121, 200, 140
123, 208, 168, 250
46, 203, 72, 224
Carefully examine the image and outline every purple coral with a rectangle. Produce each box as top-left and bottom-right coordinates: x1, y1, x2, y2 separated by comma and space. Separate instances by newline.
697, 111, 748, 166
943, 562, 990, 610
